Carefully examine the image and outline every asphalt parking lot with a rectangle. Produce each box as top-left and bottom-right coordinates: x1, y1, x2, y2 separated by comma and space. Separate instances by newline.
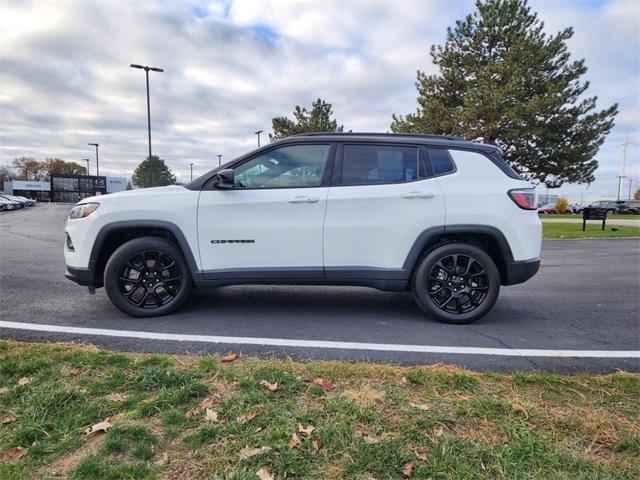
1, 204, 638, 373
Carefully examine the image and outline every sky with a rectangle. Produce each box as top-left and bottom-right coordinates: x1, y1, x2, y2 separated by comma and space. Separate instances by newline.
1, 0, 638, 202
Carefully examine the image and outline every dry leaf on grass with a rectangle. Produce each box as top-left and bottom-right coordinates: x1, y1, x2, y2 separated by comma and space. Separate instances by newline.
288, 433, 300, 449
105, 393, 127, 402
501, 434, 510, 444
84, 420, 112, 436
0, 387, 9, 395
402, 462, 414, 477
259, 380, 280, 392
155, 452, 170, 465
221, 352, 238, 362
239, 446, 271, 459
205, 409, 219, 422
236, 411, 257, 425
413, 448, 427, 461
511, 402, 529, 420
68, 368, 82, 377
433, 426, 444, 438
8, 446, 26, 461
18, 377, 32, 386
1, 414, 17, 424
185, 408, 199, 418
312, 439, 322, 451
321, 382, 335, 392
298, 423, 315, 436
199, 396, 215, 409
256, 467, 274, 480
408, 402, 430, 411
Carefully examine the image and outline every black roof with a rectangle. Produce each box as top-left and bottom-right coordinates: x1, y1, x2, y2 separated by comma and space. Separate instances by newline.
185, 132, 499, 190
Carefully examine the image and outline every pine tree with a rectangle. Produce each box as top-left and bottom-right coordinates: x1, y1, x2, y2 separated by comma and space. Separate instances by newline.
132, 155, 177, 188
269, 98, 343, 141
391, 0, 617, 188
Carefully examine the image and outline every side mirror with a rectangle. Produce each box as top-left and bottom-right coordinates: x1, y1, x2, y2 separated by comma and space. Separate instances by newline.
212, 168, 234, 189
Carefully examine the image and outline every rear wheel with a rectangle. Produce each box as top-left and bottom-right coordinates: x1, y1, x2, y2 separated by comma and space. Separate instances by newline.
412, 243, 500, 324
104, 237, 192, 317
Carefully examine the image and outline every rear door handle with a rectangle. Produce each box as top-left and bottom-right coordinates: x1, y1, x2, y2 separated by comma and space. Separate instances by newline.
401, 191, 434, 199
287, 196, 319, 204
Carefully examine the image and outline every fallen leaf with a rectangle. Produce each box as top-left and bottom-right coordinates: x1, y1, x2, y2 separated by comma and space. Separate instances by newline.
68, 368, 82, 377
1, 414, 17, 424
321, 382, 335, 392
236, 411, 257, 425
84, 420, 112, 436
259, 380, 280, 392
18, 377, 32, 386
155, 452, 170, 465
255, 427, 263, 433
205, 409, 219, 422
186, 408, 199, 418
239, 446, 271, 459
0, 387, 9, 395
256, 467, 274, 480
433, 426, 444, 438
312, 439, 322, 451
8, 446, 26, 461
105, 393, 127, 402
288, 433, 300, 449
298, 423, 315, 437
402, 462, 414, 477
199, 396, 215, 409
401, 376, 407, 384
512, 402, 529, 420
408, 402, 430, 411
501, 434, 510, 444
414, 448, 427, 461
221, 352, 237, 362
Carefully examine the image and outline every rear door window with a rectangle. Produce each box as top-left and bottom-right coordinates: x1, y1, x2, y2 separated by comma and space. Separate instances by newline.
340, 145, 419, 185
426, 148, 456, 176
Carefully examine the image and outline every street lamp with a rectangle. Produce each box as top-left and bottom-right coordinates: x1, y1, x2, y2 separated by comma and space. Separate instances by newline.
254, 130, 263, 147
130, 63, 164, 187
81, 158, 90, 175
190, 163, 193, 181
88, 143, 99, 176
217, 154, 222, 166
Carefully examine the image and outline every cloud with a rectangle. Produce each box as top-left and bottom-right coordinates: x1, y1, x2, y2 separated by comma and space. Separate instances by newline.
0, 0, 638, 199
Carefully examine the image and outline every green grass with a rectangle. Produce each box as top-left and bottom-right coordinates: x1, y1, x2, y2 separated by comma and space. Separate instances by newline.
543, 222, 640, 239
0, 341, 638, 479
542, 213, 640, 219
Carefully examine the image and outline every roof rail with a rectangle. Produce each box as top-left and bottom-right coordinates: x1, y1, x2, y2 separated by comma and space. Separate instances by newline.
290, 132, 467, 141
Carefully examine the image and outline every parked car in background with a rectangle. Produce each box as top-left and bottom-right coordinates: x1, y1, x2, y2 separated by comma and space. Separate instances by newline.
0, 196, 22, 210
575, 200, 619, 214
13, 195, 37, 207
615, 200, 640, 215
537, 203, 571, 214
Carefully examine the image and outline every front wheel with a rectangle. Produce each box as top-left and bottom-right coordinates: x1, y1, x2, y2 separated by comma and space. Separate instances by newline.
104, 237, 192, 317
412, 243, 500, 324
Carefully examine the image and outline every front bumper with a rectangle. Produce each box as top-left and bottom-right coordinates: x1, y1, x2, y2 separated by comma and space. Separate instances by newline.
65, 267, 95, 287
503, 258, 540, 285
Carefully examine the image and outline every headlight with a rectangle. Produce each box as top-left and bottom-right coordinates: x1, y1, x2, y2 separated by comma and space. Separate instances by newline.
69, 202, 100, 219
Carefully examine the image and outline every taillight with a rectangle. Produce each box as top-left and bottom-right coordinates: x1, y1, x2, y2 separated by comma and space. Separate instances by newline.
508, 188, 537, 210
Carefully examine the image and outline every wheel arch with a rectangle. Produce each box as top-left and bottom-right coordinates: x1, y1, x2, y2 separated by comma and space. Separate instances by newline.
89, 220, 200, 288
403, 225, 514, 284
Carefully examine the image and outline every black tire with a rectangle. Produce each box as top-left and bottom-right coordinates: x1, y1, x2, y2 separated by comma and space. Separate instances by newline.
104, 237, 192, 317
412, 243, 500, 324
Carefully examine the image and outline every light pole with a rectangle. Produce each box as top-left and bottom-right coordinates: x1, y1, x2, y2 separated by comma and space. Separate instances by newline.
616, 176, 626, 201
217, 154, 222, 166
82, 158, 90, 175
88, 143, 99, 176
629, 178, 634, 200
190, 163, 193, 181
254, 130, 263, 147
130, 63, 164, 187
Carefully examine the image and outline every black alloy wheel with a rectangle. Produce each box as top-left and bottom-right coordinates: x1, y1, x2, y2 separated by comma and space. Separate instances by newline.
104, 237, 192, 317
413, 243, 500, 324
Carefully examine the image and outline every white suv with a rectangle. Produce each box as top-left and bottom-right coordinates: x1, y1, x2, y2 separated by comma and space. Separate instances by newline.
64, 133, 541, 324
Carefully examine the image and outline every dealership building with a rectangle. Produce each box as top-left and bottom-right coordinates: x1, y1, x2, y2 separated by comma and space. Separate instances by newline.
4, 175, 127, 202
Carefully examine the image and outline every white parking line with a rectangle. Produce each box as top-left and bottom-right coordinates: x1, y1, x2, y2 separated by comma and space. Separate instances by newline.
0, 321, 639, 358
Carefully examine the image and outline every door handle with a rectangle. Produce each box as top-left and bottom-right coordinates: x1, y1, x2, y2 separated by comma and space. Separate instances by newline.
287, 196, 319, 204
401, 191, 434, 199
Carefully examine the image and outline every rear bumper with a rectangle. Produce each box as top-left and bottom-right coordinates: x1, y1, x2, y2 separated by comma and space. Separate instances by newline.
503, 258, 540, 285
65, 267, 95, 287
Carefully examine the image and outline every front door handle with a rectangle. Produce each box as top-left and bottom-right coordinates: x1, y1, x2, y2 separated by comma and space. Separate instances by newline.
401, 191, 434, 199
287, 196, 319, 204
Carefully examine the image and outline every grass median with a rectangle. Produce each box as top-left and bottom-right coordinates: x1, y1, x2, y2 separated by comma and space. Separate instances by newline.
0, 341, 638, 479
545, 214, 640, 220
543, 222, 640, 239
